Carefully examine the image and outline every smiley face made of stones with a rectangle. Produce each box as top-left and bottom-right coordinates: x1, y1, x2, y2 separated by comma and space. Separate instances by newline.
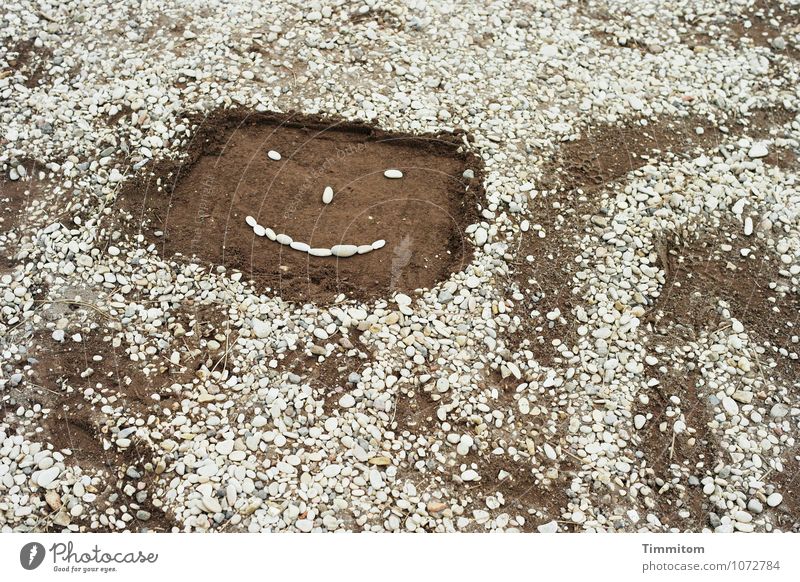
245, 151, 401, 258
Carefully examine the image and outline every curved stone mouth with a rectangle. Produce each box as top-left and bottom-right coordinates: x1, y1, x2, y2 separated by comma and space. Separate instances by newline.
115, 110, 485, 304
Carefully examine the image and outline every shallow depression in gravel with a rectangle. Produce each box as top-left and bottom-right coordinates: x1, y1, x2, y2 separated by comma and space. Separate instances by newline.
116, 111, 484, 303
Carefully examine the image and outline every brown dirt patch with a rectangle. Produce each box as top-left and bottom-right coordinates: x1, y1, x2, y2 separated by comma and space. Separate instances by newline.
507, 115, 727, 364
276, 338, 373, 412
634, 367, 719, 531
640, 218, 799, 530
2, 40, 53, 88
770, 448, 800, 532
507, 112, 797, 530
39, 400, 174, 532
8, 304, 200, 531
0, 161, 47, 268
762, 146, 798, 169
728, 0, 800, 59
646, 222, 800, 359
106, 104, 133, 127
30, 301, 237, 531
745, 106, 797, 137
556, 116, 724, 187
30, 327, 170, 415
349, 7, 401, 28
507, 190, 591, 367
682, 0, 800, 60
507, 108, 797, 366
393, 370, 576, 532
115, 110, 484, 304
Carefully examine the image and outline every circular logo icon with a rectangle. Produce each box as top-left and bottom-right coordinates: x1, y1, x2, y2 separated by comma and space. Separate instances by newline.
20, 542, 46, 570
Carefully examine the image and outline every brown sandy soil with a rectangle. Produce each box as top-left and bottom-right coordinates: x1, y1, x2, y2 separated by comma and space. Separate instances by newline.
648, 222, 800, 361
0, 161, 45, 269
1, 40, 53, 88
391, 365, 578, 532
115, 110, 484, 304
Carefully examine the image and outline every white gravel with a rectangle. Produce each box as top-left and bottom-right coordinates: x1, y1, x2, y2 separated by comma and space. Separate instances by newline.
0, 0, 798, 535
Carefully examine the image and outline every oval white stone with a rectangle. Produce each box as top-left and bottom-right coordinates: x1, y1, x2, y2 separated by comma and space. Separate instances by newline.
357, 244, 372, 254
245, 215, 257, 228
371, 239, 386, 250
461, 469, 479, 482
767, 492, 783, 507
265, 227, 277, 241
267, 150, 281, 161
276, 233, 293, 245
36, 466, 61, 488
322, 186, 334, 204
253, 224, 266, 237
384, 169, 403, 179
331, 244, 358, 258
290, 241, 310, 252
748, 143, 768, 158
309, 248, 332, 257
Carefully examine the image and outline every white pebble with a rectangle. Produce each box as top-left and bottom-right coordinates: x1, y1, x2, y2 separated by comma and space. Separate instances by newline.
357, 244, 373, 254
331, 244, 358, 258
384, 169, 403, 179
474, 227, 488, 246
245, 216, 257, 228
35, 466, 60, 488
537, 520, 559, 533
253, 224, 266, 237
265, 227, 277, 241
744, 217, 754, 236
767, 493, 783, 507
748, 143, 768, 158
722, 397, 739, 416
322, 186, 334, 204
371, 239, 386, 250
290, 241, 310, 252
309, 248, 332, 257
267, 150, 281, 161
461, 469, 480, 482
276, 234, 293, 245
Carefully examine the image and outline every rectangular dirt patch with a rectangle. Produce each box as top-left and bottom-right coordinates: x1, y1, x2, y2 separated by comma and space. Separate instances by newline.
116, 111, 483, 303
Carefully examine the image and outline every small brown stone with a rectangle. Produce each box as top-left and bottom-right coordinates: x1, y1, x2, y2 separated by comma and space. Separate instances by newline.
427, 501, 447, 514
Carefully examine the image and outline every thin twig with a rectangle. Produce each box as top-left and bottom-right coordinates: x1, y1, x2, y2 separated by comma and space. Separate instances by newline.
669, 431, 676, 461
